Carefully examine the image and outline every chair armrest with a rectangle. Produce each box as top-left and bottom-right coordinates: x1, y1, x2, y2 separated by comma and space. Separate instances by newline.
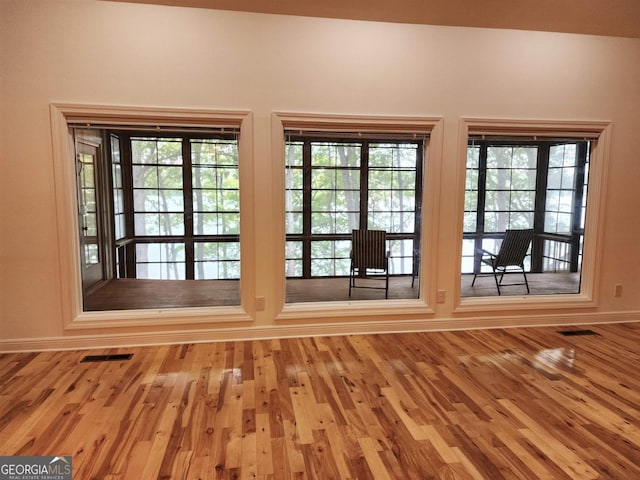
476, 248, 497, 258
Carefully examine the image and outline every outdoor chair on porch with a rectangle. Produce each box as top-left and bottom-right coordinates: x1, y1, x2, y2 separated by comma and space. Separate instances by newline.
471, 229, 535, 295
349, 229, 390, 299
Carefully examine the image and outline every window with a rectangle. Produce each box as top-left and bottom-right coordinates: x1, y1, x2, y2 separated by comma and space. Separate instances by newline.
123, 134, 240, 282
462, 136, 591, 297
52, 104, 252, 324
285, 133, 424, 302
71, 128, 242, 310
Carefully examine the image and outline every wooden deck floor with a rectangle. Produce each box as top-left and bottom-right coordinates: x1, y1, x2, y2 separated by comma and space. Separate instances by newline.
84, 273, 579, 310
1, 322, 639, 479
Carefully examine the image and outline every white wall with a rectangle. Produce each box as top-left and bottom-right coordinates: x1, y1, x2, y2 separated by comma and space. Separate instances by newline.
1, 0, 639, 350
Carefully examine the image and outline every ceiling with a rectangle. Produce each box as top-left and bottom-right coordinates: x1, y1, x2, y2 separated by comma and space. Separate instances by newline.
107, 0, 640, 39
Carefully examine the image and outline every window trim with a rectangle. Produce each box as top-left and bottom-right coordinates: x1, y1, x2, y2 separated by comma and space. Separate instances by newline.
50, 103, 254, 329
454, 118, 612, 312
272, 112, 444, 319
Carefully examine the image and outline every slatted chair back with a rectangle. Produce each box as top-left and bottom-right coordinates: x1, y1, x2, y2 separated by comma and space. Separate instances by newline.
351, 229, 387, 270
494, 229, 535, 267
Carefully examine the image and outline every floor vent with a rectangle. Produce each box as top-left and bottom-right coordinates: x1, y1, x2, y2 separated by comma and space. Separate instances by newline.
81, 353, 133, 363
558, 329, 599, 337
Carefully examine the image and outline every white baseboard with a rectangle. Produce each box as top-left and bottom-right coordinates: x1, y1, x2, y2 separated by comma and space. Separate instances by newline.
1, 311, 638, 353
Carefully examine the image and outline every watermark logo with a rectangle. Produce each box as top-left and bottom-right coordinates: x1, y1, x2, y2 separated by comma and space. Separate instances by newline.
0, 456, 72, 480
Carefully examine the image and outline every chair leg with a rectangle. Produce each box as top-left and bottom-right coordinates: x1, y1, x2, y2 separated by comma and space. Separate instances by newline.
492, 269, 502, 295
522, 267, 530, 294
385, 271, 389, 299
471, 273, 478, 287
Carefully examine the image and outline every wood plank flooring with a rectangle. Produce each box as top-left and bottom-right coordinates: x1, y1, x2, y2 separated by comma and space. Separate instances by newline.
1, 322, 639, 479
83, 273, 579, 311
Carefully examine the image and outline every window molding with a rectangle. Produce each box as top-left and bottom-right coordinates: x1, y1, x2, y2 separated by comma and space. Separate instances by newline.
272, 112, 444, 319
50, 103, 255, 329
453, 118, 612, 313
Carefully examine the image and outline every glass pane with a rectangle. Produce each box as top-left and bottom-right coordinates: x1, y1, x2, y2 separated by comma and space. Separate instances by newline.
547, 168, 562, 189
286, 212, 303, 234
285, 190, 303, 212
115, 214, 125, 240
559, 190, 573, 211
312, 190, 336, 211
510, 170, 536, 190
465, 169, 478, 190
508, 212, 534, 229
136, 262, 185, 280
510, 191, 535, 211
81, 162, 94, 187
368, 170, 391, 190
134, 213, 184, 236
549, 145, 564, 167
192, 139, 238, 166
546, 191, 560, 211
368, 211, 390, 231
286, 241, 303, 258
463, 212, 477, 232
511, 147, 537, 168
311, 212, 357, 234
545, 212, 558, 233
556, 213, 572, 233
155, 166, 181, 188
194, 242, 240, 261
112, 164, 122, 188
485, 190, 509, 211
561, 167, 575, 189
464, 191, 478, 211
285, 168, 303, 189
487, 147, 512, 168
285, 142, 303, 167
368, 191, 392, 212
285, 259, 303, 277
467, 146, 480, 168
194, 213, 239, 235
312, 143, 360, 167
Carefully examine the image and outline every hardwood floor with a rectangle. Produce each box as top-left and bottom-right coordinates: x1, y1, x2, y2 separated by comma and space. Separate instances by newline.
2, 323, 639, 479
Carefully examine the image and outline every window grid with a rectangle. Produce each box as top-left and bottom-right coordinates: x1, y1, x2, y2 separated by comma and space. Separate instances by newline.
545, 144, 577, 234
131, 137, 184, 237
135, 242, 185, 280
194, 241, 240, 280
462, 140, 589, 276
111, 135, 126, 241
285, 138, 422, 278
483, 146, 537, 233
127, 135, 240, 280
192, 139, 240, 236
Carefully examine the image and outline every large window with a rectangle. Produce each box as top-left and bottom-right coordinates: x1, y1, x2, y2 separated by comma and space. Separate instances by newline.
73, 128, 241, 310
462, 137, 590, 296
126, 135, 240, 281
285, 134, 423, 301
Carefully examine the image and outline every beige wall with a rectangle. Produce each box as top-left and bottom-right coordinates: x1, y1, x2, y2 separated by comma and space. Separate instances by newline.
1, 0, 639, 350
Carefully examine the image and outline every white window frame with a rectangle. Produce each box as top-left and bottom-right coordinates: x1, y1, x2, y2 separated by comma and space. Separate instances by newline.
50, 104, 255, 329
453, 118, 612, 313
272, 112, 444, 320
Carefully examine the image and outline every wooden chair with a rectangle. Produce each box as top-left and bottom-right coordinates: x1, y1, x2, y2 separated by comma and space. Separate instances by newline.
349, 229, 390, 299
471, 229, 535, 295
